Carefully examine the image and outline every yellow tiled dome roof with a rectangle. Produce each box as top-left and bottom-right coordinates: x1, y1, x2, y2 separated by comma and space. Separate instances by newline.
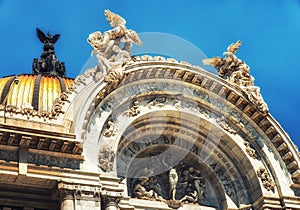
0, 74, 73, 112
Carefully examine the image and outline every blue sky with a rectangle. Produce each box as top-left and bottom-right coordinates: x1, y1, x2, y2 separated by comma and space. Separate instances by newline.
0, 0, 299, 146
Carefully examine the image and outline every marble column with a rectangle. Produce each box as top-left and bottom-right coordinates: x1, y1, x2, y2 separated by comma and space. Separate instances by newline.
55, 182, 102, 210
60, 193, 74, 210
105, 202, 118, 210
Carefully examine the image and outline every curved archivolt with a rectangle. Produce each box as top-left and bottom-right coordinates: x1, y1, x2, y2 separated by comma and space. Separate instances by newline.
66, 59, 300, 209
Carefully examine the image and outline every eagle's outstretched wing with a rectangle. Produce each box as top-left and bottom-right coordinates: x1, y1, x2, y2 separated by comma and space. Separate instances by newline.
51, 34, 60, 44
202, 57, 224, 68
227, 40, 242, 54
36, 28, 47, 43
104, 9, 126, 27
126, 30, 142, 46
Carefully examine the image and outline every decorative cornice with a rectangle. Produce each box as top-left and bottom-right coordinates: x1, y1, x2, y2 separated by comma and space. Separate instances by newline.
0, 129, 82, 158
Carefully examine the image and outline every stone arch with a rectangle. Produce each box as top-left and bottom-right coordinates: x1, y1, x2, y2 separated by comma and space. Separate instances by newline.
63, 58, 300, 209
114, 110, 260, 209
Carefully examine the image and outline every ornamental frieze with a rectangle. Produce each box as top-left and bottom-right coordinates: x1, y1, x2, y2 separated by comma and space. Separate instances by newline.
28, 153, 80, 169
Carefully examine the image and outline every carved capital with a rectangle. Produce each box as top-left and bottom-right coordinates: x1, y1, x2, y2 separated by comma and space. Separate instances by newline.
54, 188, 74, 203
101, 193, 121, 209
54, 182, 101, 202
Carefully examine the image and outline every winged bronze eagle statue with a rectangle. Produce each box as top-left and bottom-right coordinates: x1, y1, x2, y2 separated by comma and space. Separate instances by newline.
33, 28, 65, 77
36, 28, 60, 51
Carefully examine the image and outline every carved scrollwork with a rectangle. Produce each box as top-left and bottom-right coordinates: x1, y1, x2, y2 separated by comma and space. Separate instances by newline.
5, 105, 18, 116
21, 105, 35, 119
49, 103, 64, 119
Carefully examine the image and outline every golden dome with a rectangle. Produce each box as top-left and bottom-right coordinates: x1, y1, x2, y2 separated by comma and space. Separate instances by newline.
0, 74, 73, 112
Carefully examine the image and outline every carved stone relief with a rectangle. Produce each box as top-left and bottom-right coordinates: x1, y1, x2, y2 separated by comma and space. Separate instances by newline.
0, 149, 18, 162
244, 141, 258, 159
148, 97, 166, 109
256, 167, 275, 191
28, 153, 80, 169
103, 121, 117, 137
123, 101, 140, 117
216, 116, 237, 135
128, 162, 206, 208
98, 145, 115, 172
